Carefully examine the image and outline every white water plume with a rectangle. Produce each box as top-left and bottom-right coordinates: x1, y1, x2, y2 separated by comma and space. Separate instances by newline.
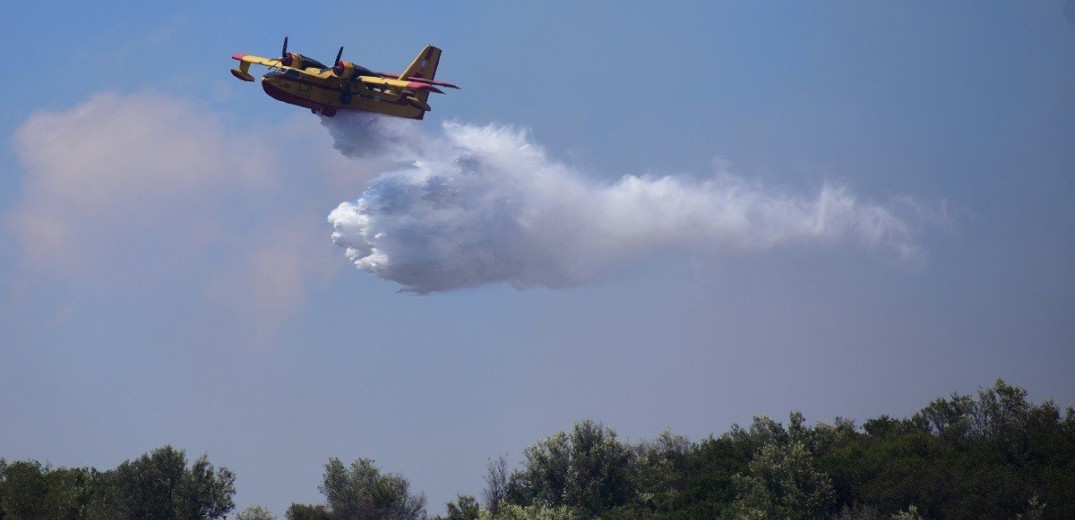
324, 115, 918, 293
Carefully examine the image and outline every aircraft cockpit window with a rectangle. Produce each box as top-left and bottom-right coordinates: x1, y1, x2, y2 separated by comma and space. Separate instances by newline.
284, 69, 301, 78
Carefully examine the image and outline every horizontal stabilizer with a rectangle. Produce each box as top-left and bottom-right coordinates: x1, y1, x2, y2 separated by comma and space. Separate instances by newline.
359, 76, 447, 94
378, 73, 460, 89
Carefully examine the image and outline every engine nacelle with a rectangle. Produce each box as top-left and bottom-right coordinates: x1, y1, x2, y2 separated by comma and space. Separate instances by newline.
282, 52, 324, 71
332, 61, 357, 80
332, 60, 376, 80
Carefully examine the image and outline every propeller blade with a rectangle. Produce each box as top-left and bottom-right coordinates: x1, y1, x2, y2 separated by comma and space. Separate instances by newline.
280, 36, 294, 67
335, 46, 344, 66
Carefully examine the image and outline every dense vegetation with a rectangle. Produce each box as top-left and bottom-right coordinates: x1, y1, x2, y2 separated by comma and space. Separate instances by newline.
2, 380, 1072, 519
0, 446, 234, 520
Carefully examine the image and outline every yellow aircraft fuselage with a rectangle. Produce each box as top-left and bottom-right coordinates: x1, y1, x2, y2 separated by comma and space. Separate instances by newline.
259, 67, 427, 119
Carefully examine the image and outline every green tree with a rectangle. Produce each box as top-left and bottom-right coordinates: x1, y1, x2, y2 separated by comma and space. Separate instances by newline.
509, 420, 634, 516
286, 503, 332, 520
888, 505, 925, 520
41, 466, 98, 520
833, 503, 886, 520
0, 460, 47, 520
237, 504, 279, 520
319, 457, 426, 520
832, 380, 1075, 519
477, 503, 575, 520
0, 462, 101, 520
97, 446, 235, 520
482, 455, 509, 515
510, 432, 570, 508
564, 420, 634, 514
728, 440, 835, 520
441, 494, 480, 520
1016, 494, 1046, 520
632, 429, 691, 513
0, 458, 5, 520
181, 453, 237, 520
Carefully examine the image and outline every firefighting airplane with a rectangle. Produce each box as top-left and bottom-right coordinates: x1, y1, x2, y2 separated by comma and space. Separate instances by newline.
231, 37, 458, 119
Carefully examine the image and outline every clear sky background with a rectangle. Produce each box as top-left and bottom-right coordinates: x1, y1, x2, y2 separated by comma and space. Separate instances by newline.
2, 1, 1073, 516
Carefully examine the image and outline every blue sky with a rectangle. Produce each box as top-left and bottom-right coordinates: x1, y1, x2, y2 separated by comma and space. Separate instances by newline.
2, 2, 1074, 516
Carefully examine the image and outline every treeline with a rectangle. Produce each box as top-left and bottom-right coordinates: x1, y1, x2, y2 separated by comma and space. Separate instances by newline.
2, 380, 1073, 519
0, 446, 234, 519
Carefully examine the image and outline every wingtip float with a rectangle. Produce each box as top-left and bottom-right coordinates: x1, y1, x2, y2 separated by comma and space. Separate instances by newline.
230, 36, 458, 120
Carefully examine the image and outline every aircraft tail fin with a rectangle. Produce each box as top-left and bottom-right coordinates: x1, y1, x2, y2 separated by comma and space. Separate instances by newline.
401, 46, 442, 102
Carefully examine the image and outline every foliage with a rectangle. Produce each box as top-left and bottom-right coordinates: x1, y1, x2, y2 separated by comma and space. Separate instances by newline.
237, 504, 279, 520
319, 457, 427, 520
477, 503, 576, 520
727, 440, 835, 520
438, 494, 481, 520
0, 460, 48, 520
286, 503, 333, 520
1016, 494, 1046, 520
888, 505, 925, 520
0, 446, 233, 520
833, 503, 886, 520
102, 446, 236, 520
483, 380, 1075, 520
632, 429, 691, 514
508, 420, 634, 516
4, 380, 1073, 520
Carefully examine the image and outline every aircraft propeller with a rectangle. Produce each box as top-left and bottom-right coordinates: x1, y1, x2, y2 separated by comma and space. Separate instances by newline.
334, 46, 344, 70
332, 46, 356, 104
281, 36, 293, 66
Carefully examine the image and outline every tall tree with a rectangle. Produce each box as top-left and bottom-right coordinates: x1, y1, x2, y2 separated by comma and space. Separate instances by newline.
98, 446, 235, 520
509, 420, 634, 515
482, 455, 509, 515
441, 494, 480, 520
510, 432, 570, 508
41, 466, 97, 520
633, 428, 691, 513
728, 440, 836, 520
286, 503, 332, 520
237, 504, 279, 520
0, 458, 5, 520
319, 457, 426, 520
0, 460, 47, 520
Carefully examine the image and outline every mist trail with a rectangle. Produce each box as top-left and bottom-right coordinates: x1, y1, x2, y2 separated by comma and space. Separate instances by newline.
323, 112, 918, 293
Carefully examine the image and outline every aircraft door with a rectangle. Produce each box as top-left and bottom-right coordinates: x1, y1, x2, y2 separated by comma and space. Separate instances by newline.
296, 82, 312, 100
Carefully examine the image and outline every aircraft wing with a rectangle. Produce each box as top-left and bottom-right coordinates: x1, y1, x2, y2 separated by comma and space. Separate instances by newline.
358, 76, 446, 94
231, 53, 330, 82
232, 54, 326, 75
232, 54, 286, 68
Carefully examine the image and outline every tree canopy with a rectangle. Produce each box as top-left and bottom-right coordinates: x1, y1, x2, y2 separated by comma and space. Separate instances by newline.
3, 380, 1072, 520
0, 446, 234, 520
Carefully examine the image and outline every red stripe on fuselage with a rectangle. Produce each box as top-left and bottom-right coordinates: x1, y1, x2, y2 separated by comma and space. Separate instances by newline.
262, 81, 326, 112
